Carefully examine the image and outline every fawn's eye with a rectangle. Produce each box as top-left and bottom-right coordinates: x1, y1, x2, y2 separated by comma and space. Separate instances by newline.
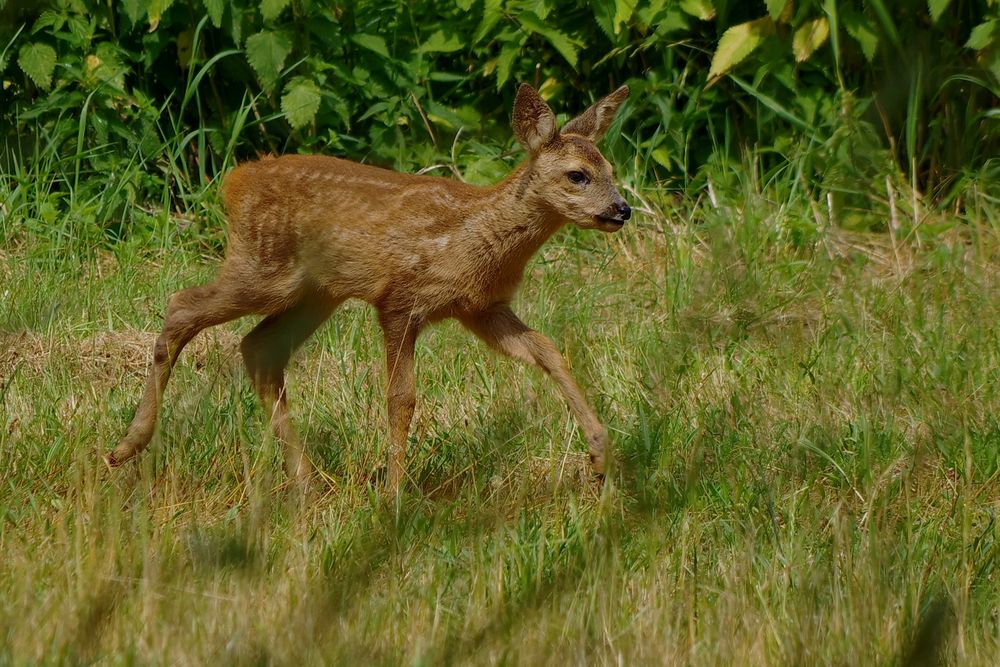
566, 170, 589, 185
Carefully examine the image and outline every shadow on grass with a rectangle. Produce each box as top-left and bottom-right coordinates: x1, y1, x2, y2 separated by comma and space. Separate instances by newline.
900, 593, 955, 667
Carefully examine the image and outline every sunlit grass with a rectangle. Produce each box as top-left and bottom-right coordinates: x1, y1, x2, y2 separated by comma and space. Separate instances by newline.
2, 137, 1000, 664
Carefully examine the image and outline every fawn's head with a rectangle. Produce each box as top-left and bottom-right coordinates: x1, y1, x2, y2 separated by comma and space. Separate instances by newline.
513, 84, 631, 232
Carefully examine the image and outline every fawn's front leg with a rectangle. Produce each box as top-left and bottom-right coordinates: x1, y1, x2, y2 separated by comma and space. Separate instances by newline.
379, 312, 421, 492
460, 305, 610, 475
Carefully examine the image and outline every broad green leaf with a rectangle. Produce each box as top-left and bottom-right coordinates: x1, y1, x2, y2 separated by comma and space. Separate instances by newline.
766, 0, 787, 21
351, 34, 389, 58
928, 0, 952, 23
18, 42, 56, 89
323, 90, 351, 127
651, 147, 672, 169
966, 20, 998, 51
708, 18, 773, 79
475, 0, 503, 43
148, 0, 174, 31
245, 30, 292, 91
33, 10, 65, 32
203, 0, 224, 27
592, 1, 616, 38
120, 0, 145, 25
495, 40, 520, 88
260, 0, 290, 22
843, 10, 878, 61
679, 0, 715, 21
418, 30, 463, 53
281, 79, 321, 129
518, 11, 580, 67
229, 4, 244, 44
614, 0, 638, 34
456, 0, 475, 9
526, 0, 553, 20
792, 17, 829, 61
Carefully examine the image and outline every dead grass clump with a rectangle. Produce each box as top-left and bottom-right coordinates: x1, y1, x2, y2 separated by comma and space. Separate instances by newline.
0, 328, 241, 382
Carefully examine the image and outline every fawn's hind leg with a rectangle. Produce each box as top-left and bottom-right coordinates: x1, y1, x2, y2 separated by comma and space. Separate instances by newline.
108, 278, 262, 467
240, 293, 338, 479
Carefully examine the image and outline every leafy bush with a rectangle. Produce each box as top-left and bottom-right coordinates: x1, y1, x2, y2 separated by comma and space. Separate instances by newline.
1, 0, 998, 233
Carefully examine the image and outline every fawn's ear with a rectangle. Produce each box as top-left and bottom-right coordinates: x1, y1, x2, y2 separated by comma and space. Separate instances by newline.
562, 85, 630, 143
513, 84, 557, 155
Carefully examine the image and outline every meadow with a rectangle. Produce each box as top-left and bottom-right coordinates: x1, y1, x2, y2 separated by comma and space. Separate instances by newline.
2, 139, 999, 663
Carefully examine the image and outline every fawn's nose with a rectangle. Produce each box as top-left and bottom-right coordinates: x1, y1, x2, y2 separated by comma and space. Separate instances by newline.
616, 202, 632, 220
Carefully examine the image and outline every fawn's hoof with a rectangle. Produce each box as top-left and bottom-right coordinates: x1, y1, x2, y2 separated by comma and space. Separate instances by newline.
104, 448, 130, 469
589, 452, 609, 487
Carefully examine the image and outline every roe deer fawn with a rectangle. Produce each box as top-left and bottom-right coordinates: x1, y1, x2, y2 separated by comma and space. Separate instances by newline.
108, 83, 631, 490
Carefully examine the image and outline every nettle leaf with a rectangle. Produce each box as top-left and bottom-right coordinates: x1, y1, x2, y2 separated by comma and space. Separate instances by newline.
495, 40, 521, 89
282, 79, 321, 129
928, 0, 952, 23
592, 1, 615, 39
351, 34, 389, 58
519, 11, 580, 67
842, 10, 878, 62
766, 0, 787, 21
966, 20, 998, 51
245, 30, 292, 92
203, 0, 224, 28
793, 17, 829, 62
679, 0, 715, 21
418, 30, 463, 53
18, 42, 56, 89
33, 10, 66, 33
260, 0, 291, 22
475, 0, 503, 43
708, 18, 773, 79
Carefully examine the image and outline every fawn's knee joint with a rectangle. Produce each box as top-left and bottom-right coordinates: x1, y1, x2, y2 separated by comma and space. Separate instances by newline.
153, 337, 170, 365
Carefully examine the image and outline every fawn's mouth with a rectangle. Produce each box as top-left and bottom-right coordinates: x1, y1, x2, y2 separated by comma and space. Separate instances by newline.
593, 215, 626, 230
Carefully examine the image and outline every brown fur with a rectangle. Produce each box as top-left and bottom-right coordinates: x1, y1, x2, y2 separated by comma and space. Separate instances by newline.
107, 84, 632, 490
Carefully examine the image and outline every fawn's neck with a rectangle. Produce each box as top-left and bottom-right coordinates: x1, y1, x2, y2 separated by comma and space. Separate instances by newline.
471, 162, 561, 270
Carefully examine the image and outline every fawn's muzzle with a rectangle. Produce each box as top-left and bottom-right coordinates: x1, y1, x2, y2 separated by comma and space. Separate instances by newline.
597, 200, 630, 227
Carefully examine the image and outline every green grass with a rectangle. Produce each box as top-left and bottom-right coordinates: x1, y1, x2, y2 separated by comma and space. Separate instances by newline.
2, 145, 1000, 665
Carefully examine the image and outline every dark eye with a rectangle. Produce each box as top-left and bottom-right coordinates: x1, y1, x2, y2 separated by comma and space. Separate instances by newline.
567, 170, 589, 185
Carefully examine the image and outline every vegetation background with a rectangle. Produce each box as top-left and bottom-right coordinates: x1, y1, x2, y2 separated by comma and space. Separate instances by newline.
2, 0, 999, 663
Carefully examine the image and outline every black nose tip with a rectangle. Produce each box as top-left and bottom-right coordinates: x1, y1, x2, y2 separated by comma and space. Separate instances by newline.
617, 202, 631, 220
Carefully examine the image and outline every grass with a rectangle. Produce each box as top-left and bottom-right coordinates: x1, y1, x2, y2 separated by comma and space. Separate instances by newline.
2, 134, 1000, 665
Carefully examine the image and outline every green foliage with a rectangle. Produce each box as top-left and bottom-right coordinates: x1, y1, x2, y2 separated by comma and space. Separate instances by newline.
0, 0, 998, 241
245, 29, 291, 92
281, 77, 320, 130
17, 42, 56, 88
708, 18, 775, 79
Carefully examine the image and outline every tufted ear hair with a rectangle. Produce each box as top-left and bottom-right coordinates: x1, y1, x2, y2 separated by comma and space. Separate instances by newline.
561, 85, 630, 143
512, 84, 558, 155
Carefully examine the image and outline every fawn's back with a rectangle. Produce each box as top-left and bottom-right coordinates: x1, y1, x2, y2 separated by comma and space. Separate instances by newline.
221, 154, 542, 319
